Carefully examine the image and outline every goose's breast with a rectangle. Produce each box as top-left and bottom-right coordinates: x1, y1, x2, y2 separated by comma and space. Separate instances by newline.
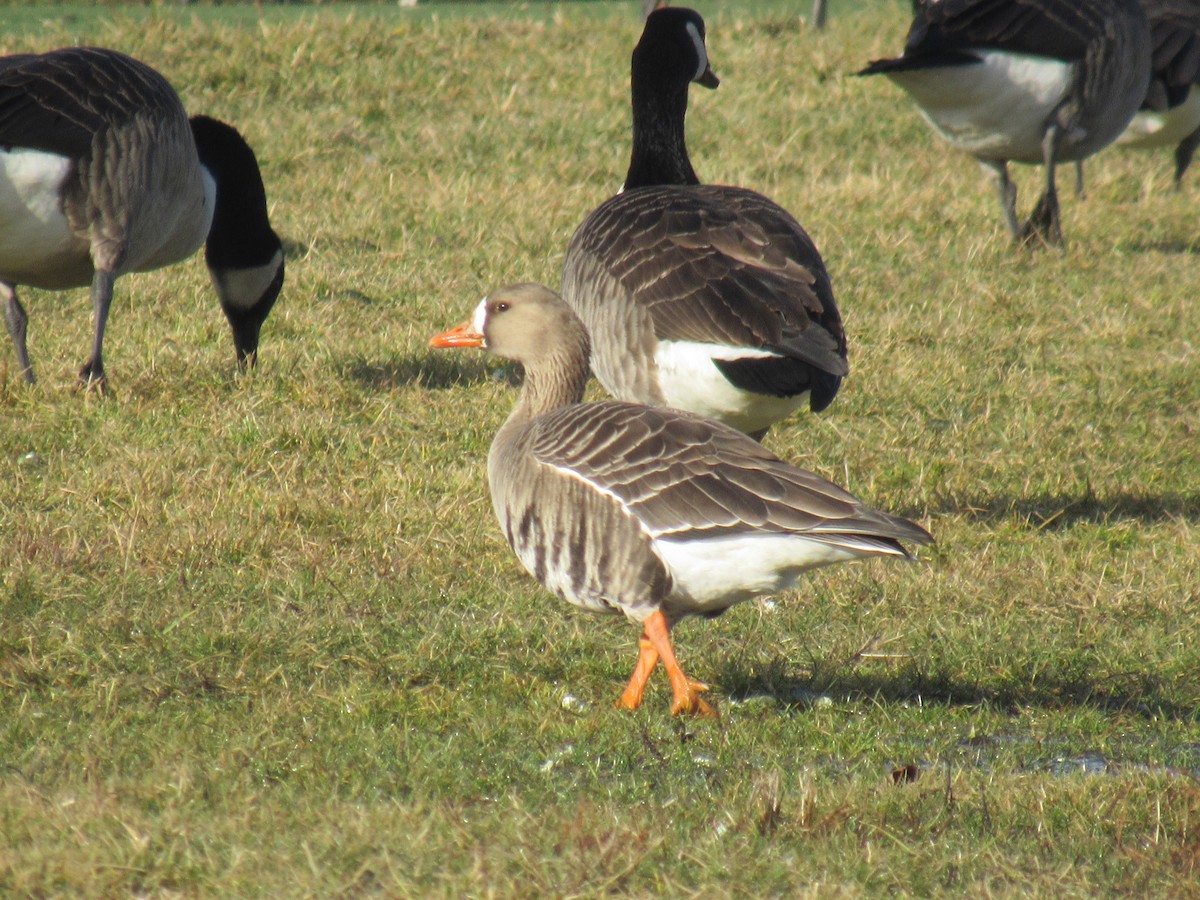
127, 166, 215, 273
655, 339, 805, 435
0, 149, 91, 287
890, 51, 1074, 162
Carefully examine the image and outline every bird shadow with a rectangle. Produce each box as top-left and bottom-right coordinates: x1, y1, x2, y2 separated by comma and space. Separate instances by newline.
928, 490, 1200, 528
338, 352, 506, 392
1122, 239, 1200, 256
717, 656, 1197, 724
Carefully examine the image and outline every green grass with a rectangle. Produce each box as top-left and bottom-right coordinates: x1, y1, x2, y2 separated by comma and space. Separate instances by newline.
2, 1, 1199, 895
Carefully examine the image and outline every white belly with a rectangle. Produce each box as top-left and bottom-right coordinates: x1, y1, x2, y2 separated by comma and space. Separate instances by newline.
889, 51, 1074, 162
1119, 90, 1200, 149
655, 339, 805, 435
656, 533, 862, 614
0, 149, 89, 287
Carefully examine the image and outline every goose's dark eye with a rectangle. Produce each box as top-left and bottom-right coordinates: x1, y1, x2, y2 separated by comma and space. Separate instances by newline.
493, 301, 510, 313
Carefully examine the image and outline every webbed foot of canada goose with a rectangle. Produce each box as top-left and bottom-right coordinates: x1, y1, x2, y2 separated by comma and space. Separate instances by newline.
1019, 190, 1063, 249
77, 363, 109, 395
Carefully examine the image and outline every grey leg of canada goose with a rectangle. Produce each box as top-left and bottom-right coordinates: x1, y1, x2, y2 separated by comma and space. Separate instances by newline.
1022, 123, 1064, 247
980, 159, 1020, 239
1074, 160, 1086, 199
2, 283, 35, 384
811, 0, 828, 29
1174, 127, 1200, 187
80, 269, 115, 390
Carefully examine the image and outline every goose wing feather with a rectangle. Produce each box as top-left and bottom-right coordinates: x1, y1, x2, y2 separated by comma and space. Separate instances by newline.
898, 0, 1120, 64
1143, 2, 1200, 105
567, 185, 847, 377
0, 48, 184, 158
528, 401, 931, 555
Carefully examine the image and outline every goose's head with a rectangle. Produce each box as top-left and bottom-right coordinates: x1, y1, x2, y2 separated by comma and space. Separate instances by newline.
429, 283, 588, 368
635, 7, 720, 92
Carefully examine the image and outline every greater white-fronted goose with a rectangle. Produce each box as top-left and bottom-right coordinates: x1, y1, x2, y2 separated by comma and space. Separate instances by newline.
430, 283, 931, 717
0, 47, 284, 389
858, 0, 1152, 245
562, 8, 847, 440
1119, 0, 1200, 183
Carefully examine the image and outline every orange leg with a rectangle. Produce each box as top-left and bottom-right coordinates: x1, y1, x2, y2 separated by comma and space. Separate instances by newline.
618, 637, 659, 711
636, 610, 717, 717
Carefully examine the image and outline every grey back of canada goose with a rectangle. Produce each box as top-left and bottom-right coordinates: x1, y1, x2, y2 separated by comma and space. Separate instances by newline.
858, 0, 1151, 246
430, 283, 931, 717
561, 8, 847, 440
0, 47, 284, 389
1119, 0, 1200, 182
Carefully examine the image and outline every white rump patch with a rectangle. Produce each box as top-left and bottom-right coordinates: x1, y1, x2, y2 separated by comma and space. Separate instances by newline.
655, 339, 805, 434
887, 50, 1073, 162
656, 533, 870, 613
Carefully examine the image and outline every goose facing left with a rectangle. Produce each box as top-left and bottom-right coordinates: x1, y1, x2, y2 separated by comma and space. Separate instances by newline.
0, 47, 284, 388
430, 283, 931, 717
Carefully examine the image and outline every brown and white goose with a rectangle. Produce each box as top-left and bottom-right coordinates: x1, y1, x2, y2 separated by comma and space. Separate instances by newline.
0, 47, 284, 389
858, 0, 1151, 245
562, 8, 847, 440
430, 283, 931, 717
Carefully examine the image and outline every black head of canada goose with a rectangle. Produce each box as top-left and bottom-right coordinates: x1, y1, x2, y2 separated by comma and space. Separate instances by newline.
0, 47, 285, 389
1118, 0, 1200, 183
430, 283, 931, 717
561, 8, 847, 440
858, 0, 1152, 246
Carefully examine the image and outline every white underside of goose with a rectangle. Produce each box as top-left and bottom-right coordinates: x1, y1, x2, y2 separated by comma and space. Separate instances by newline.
888, 51, 1075, 162
655, 339, 806, 436
1119, 90, 1200, 148
656, 533, 886, 614
0, 149, 217, 289
0, 149, 86, 287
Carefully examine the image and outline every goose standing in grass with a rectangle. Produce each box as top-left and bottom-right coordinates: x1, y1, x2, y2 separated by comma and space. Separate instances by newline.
0, 47, 284, 389
562, 8, 847, 440
858, 0, 1151, 245
430, 284, 931, 717
1119, 0, 1200, 183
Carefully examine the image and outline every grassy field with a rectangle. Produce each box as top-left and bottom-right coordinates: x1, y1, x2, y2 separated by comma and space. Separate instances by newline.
2, 1, 1198, 895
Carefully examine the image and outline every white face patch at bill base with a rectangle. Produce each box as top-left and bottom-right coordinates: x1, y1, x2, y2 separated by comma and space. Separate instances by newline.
473, 297, 491, 345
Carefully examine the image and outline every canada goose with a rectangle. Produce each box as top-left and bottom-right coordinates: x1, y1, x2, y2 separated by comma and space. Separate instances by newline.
1120, 0, 1200, 183
562, 8, 847, 439
858, 0, 1152, 245
430, 283, 931, 717
0, 47, 284, 389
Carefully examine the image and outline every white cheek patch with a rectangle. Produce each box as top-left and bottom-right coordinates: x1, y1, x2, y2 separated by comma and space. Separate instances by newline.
473, 297, 490, 345
686, 21, 709, 83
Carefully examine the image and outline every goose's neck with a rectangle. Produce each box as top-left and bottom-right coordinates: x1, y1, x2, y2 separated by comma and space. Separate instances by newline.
503, 341, 591, 430
624, 78, 699, 189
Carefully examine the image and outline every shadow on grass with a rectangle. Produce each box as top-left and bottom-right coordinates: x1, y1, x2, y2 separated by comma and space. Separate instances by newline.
718, 657, 1199, 723
1124, 239, 1200, 255
934, 490, 1200, 527
339, 353, 505, 391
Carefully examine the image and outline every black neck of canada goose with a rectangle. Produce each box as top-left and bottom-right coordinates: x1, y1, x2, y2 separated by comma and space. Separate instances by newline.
189, 115, 284, 365
624, 8, 719, 190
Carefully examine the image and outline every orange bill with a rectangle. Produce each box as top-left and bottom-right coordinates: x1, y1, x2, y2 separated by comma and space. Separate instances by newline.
429, 322, 484, 349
